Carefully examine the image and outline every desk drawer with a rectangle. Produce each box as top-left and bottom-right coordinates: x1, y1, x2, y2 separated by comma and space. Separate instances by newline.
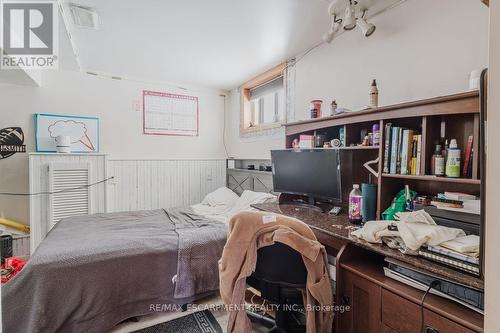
382, 289, 420, 333
423, 309, 476, 333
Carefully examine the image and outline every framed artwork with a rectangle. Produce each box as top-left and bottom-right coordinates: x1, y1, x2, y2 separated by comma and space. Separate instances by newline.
143, 90, 199, 136
34, 114, 100, 153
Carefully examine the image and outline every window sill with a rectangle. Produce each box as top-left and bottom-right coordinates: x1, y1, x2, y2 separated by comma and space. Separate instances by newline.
240, 122, 282, 134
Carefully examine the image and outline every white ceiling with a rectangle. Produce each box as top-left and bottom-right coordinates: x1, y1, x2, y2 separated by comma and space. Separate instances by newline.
60, 0, 400, 89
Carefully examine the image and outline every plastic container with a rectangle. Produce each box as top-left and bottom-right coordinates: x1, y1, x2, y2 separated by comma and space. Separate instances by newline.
372, 124, 380, 146
349, 184, 363, 225
445, 139, 461, 178
311, 100, 323, 117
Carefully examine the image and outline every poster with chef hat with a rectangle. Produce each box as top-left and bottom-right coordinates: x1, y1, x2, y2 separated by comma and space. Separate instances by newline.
35, 114, 99, 153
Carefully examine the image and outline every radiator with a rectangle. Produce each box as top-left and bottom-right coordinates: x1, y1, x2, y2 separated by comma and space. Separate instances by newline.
48, 163, 91, 231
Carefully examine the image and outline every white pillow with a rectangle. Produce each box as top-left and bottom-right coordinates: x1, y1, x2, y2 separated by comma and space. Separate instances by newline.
228, 190, 276, 215
201, 187, 239, 207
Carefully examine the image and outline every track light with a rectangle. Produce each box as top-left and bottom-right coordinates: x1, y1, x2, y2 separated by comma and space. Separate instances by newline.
343, 2, 356, 30
322, 18, 341, 43
357, 18, 376, 37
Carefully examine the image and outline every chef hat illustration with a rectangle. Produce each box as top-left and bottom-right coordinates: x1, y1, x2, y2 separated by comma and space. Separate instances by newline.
48, 120, 95, 151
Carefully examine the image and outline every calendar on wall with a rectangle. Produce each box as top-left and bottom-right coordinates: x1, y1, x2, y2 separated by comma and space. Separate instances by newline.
143, 90, 199, 136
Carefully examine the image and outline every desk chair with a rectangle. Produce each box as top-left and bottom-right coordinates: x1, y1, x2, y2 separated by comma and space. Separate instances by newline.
246, 242, 308, 333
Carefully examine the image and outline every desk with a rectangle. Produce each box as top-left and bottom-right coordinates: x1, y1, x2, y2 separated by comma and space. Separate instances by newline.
252, 202, 484, 333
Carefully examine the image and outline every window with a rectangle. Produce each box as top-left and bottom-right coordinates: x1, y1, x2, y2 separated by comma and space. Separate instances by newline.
240, 64, 285, 133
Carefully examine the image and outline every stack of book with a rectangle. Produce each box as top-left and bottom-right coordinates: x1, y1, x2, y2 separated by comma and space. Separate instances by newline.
418, 235, 480, 275
382, 123, 422, 175
430, 192, 480, 214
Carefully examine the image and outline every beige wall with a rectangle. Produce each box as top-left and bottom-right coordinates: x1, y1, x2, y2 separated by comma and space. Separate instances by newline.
485, 1, 499, 331
226, 0, 489, 159
0, 70, 227, 225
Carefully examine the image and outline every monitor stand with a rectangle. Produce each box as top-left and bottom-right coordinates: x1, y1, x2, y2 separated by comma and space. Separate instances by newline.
278, 193, 331, 213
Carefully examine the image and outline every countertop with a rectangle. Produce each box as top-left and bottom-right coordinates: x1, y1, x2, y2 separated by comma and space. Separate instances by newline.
252, 202, 484, 290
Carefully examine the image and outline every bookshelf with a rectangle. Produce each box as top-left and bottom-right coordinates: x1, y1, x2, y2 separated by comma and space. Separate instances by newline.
283, 90, 482, 218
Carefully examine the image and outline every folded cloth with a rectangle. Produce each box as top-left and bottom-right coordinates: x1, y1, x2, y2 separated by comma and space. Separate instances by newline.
351, 210, 466, 252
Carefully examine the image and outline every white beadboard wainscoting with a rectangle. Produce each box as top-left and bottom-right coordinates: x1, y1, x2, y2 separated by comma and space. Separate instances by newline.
106, 159, 227, 213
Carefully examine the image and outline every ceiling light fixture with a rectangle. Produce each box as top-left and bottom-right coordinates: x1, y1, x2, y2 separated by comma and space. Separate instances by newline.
322, 16, 342, 43
343, 1, 357, 31
323, 1, 376, 43
357, 10, 376, 37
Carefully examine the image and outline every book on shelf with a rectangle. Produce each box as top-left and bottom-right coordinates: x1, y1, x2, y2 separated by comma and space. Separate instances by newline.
410, 135, 417, 175
467, 148, 474, 178
385, 125, 422, 176
383, 123, 392, 173
427, 245, 479, 265
419, 247, 479, 275
415, 134, 422, 175
389, 126, 400, 174
400, 129, 415, 175
463, 135, 474, 177
441, 192, 477, 201
396, 127, 404, 174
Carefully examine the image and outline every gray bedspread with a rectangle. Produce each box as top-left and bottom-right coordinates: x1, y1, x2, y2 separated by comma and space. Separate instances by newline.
2, 208, 227, 333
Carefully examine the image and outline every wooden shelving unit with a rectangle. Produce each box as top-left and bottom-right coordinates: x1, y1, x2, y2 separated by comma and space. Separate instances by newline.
283, 91, 482, 218
381, 173, 481, 185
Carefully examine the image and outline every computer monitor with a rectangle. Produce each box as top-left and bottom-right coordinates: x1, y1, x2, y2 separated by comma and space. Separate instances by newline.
271, 149, 341, 204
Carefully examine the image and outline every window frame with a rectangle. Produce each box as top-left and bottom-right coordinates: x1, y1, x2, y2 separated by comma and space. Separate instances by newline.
240, 63, 286, 134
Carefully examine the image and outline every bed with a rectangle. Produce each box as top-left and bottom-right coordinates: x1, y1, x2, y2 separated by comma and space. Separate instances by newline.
2, 188, 275, 333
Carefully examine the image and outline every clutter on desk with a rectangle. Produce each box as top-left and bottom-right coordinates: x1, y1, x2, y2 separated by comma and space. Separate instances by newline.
418, 235, 481, 275
382, 187, 417, 220
348, 184, 363, 225
351, 210, 466, 253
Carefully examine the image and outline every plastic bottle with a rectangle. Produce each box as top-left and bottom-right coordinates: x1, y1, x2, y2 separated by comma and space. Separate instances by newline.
445, 139, 461, 178
370, 80, 379, 108
431, 144, 445, 176
349, 184, 363, 225
372, 123, 380, 146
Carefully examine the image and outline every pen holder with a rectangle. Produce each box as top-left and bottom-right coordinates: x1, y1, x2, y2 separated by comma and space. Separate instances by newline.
362, 183, 377, 222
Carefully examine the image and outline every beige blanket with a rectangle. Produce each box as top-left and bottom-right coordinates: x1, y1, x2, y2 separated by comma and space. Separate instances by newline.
351, 210, 465, 252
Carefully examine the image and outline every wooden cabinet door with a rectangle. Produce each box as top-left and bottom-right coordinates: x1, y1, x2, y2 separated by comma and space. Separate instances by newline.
339, 269, 382, 333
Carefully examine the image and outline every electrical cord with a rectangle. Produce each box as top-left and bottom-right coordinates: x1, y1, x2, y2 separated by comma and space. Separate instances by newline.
220, 94, 230, 158
420, 280, 441, 333
0, 176, 114, 196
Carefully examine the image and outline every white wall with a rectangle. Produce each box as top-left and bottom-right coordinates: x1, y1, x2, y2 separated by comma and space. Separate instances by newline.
226, 0, 489, 158
0, 70, 227, 224
485, 1, 499, 332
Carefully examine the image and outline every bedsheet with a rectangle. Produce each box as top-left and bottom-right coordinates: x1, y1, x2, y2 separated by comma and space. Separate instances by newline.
2, 208, 226, 333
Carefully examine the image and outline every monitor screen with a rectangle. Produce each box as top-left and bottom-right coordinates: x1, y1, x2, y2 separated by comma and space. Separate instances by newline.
271, 149, 341, 202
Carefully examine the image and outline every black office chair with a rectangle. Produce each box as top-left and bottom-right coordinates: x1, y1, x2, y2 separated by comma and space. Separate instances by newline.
246, 242, 308, 333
